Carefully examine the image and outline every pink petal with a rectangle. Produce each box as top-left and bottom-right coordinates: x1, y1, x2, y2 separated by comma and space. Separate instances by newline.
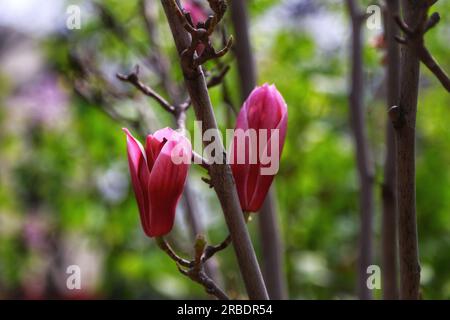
230, 84, 288, 212
147, 133, 191, 237
231, 106, 251, 209
153, 127, 178, 142
145, 135, 163, 172
123, 128, 151, 235
248, 106, 287, 211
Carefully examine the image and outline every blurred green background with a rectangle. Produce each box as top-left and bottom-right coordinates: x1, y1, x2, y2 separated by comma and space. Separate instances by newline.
0, 0, 449, 299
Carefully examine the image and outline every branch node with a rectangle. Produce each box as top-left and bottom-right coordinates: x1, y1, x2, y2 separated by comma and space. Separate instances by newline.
424, 12, 440, 33
388, 105, 404, 129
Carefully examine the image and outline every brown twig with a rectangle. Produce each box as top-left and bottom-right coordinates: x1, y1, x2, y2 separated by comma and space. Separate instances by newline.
202, 235, 232, 262
116, 65, 176, 114
207, 64, 231, 88
156, 236, 229, 300
394, 7, 450, 92
156, 237, 192, 268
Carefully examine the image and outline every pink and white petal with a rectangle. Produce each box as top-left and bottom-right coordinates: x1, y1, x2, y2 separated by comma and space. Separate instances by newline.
153, 127, 178, 143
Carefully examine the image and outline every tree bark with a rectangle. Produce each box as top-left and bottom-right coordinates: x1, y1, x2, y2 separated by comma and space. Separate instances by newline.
394, 0, 423, 300
229, 0, 287, 300
346, 0, 374, 300
160, 0, 268, 300
381, 0, 400, 300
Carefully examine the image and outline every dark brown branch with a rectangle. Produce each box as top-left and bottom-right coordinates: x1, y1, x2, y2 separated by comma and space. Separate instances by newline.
194, 36, 233, 68
157, 236, 229, 300
207, 64, 231, 88
155, 237, 192, 268
116, 65, 176, 113
417, 46, 450, 92
394, 0, 424, 300
160, 0, 268, 300
394, 15, 414, 35
394, 12, 450, 92
424, 12, 440, 32
177, 265, 229, 300
202, 235, 232, 262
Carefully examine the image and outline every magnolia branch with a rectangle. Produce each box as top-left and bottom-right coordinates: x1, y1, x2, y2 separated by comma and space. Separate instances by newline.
155, 236, 230, 299
117, 65, 176, 114
159, 0, 269, 299
154, 211, 252, 299
394, 7, 450, 92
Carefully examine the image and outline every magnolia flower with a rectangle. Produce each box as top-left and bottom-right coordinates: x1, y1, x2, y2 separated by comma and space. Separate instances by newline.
231, 84, 288, 212
123, 127, 191, 237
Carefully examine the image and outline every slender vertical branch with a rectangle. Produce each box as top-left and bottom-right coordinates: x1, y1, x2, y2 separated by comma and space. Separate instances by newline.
229, 0, 287, 300
345, 0, 374, 300
159, 0, 268, 300
381, 0, 400, 300
229, 0, 256, 95
394, 0, 426, 300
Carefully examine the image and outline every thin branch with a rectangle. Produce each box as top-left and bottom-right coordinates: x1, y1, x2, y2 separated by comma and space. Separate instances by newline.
394, 12, 450, 92
393, 0, 426, 300
417, 46, 450, 92
157, 236, 229, 300
116, 65, 176, 113
155, 237, 192, 268
177, 265, 229, 300
424, 12, 440, 32
394, 15, 414, 35
202, 235, 232, 263
207, 64, 231, 88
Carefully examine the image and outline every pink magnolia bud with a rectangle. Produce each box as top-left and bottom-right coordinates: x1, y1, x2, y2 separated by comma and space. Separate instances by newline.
123, 127, 191, 237
230, 84, 288, 212
182, 0, 208, 26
